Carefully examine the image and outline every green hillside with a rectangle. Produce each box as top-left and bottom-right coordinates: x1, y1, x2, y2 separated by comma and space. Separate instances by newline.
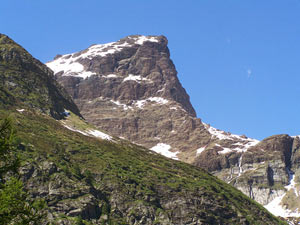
0, 108, 286, 224
0, 34, 81, 119
0, 33, 287, 224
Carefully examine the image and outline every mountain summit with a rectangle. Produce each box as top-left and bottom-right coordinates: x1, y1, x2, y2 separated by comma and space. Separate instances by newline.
46, 35, 257, 160
47, 35, 196, 116
48, 35, 300, 220
46, 35, 258, 164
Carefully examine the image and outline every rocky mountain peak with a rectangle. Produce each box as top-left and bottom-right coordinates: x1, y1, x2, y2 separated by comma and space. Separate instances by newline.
47, 35, 300, 220
47, 35, 196, 117
47, 35, 260, 162
0, 33, 15, 44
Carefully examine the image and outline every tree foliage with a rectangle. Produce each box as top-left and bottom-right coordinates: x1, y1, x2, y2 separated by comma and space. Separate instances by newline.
0, 117, 45, 225
0, 118, 19, 179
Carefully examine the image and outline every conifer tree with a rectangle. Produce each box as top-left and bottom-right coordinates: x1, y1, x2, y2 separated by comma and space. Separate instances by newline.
0, 118, 45, 225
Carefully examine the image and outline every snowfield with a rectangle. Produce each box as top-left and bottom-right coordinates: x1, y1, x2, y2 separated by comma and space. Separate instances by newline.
202, 122, 259, 154
264, 171, 300, 218
150, 143, 178, 160
46, 35, 160, 79
62, 124, 112, 141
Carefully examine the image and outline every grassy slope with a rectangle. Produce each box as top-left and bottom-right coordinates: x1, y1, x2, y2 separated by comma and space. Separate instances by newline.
0, 34, 81, 119
0, 108, 286, 225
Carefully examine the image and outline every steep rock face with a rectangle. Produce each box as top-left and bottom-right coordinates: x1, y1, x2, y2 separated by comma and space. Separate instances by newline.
51, 35, 195, 115
47, 35, 256, 162
47, 35, 298, 219
0, 34, 81, 119
221, 135, 296, 204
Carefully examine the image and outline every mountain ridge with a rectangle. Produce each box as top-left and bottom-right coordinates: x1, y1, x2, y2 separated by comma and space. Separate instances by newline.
0, 33, 82, 119
47, 34, 300, 220
0, 33, 287, 224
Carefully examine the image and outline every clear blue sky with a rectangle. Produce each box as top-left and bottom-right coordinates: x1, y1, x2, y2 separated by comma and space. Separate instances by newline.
2, 0, 300, 140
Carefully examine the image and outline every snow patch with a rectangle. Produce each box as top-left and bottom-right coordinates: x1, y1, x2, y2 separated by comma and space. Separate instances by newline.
46, 42, 130, 78
135, 100, 147, 109
218, 148, 233, 154
204, 123, 242, 141
264, 194, 288, 217
79, 41, 131, 59
148, 97, 169, 104
46, 35, 160, 79
109, 97, 168, 110
46, 59, 96, 79
129, 36, 159, 45
196, 146, 206, 155
150, 143, 178, 160
123, 74, 150, 83
111, 100, 132, 110
231, 141, 259, 153
134, 97, 169, 109
103, 74, 119, 78
203, 123, 259, 153
286, 169, 299, 197
264, 194, 300, 218
62, 125, 112, 141
292, 135, 300, 139
87, 130, 112, 141
264, 171, 300, 217
63, 125, 89, 136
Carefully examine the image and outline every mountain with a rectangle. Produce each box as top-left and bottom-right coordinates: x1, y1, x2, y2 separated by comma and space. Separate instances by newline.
0, 34, 81, 119
0, 34, 287, 224
47, 34, 300, 220
46, 35, 258, 162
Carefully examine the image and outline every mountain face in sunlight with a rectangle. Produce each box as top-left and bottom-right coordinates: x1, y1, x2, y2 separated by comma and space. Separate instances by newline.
48, 34, 300, 221
0, 33, 287, 224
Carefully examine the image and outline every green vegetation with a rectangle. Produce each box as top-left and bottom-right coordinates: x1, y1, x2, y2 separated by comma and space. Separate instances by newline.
0, 118, 45, 224
0, 34, 81, 120
62, 111, 94, 131
0, 109, 286, 224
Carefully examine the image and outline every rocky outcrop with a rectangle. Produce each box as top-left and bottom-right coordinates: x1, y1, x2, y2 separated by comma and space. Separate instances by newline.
20, 157, 281, 225
229, 135, 295, 204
